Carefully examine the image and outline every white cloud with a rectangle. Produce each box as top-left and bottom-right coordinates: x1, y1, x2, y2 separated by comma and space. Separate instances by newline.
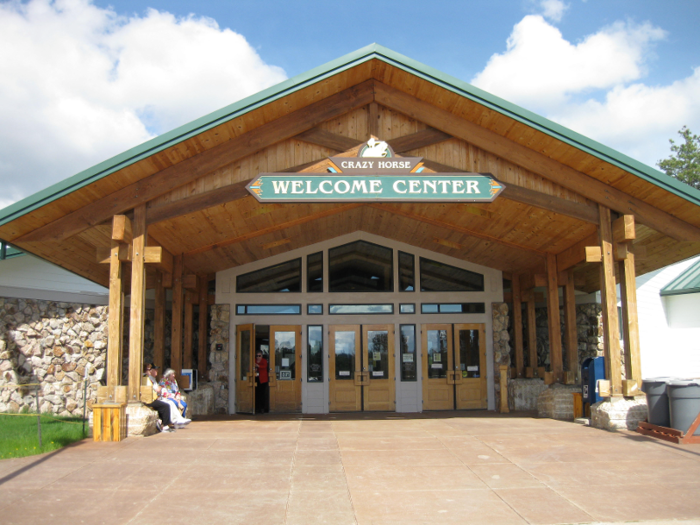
538, 0, 568, 22
472, 16, 666, 112
470, 14, 700, 168
0, 0, 287, 208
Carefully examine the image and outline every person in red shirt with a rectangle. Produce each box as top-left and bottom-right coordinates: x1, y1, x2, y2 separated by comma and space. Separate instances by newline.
255, 351, 269, 414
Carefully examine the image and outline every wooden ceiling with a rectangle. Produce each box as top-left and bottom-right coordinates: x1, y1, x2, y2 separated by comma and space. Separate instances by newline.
2, 55, 700, 294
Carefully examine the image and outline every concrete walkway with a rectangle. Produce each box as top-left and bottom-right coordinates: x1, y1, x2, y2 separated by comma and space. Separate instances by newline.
1, 411, 700, 525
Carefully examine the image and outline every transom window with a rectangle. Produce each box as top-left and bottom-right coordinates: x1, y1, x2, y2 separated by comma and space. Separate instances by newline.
329, 241, 393, 292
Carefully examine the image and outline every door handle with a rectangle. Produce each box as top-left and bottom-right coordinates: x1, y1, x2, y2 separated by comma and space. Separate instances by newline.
447, 371, 455, 385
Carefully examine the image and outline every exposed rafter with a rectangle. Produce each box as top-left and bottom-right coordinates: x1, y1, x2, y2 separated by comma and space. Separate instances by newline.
374, 82, 700, 242
18, 81, 376, 244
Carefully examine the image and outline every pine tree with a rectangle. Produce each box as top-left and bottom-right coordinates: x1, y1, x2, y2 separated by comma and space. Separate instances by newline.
657, 127, 700, 190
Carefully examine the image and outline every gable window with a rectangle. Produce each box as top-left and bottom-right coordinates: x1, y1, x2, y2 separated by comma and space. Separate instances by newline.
307, 251, 323, 292
398, 251, 415, 292
237, 259, 301, 293
329, 241, 393, 292
419, 257, 484, 292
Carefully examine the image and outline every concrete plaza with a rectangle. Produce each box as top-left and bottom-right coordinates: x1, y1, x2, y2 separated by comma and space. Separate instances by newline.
1, 411, 699, 524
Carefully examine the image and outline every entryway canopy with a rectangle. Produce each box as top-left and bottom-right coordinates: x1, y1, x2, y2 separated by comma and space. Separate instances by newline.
2, 44, 700, 402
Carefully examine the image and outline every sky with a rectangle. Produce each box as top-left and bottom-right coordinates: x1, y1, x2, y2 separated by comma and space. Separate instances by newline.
1, 0, 699, 210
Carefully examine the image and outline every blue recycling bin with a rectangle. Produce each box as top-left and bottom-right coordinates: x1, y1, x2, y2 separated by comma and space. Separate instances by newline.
641, 377, 672, 427
582, 357, 605, 408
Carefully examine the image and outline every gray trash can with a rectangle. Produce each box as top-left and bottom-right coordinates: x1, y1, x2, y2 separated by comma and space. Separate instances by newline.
666, 379, 700, 436
641, 377, 672, 427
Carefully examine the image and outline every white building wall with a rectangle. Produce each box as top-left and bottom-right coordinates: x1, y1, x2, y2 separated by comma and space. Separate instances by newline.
637, 256, 700, 379
0, 254, 108, 305
216, 231, 503, 414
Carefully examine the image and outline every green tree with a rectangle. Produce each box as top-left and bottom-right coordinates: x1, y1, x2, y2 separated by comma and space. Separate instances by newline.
657, 127, 700, 190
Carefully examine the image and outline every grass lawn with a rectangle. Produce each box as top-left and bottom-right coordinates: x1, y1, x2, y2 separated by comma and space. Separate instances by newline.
0, 413, 87, 459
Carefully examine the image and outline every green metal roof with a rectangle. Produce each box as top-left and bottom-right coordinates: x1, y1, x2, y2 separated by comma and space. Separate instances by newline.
0, 242, 24, 260
1, 43, 700, 230
661, 258, 700, 296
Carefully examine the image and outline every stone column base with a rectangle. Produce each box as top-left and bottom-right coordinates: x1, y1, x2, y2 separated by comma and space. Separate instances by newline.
511, 378, 548, 411
126, 403, 159, 437
590, 397, 648, 431
537, 383, 581, 420
187, 383, 216, 416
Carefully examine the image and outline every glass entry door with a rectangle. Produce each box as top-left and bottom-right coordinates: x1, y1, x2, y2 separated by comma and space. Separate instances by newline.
235, 324, 255, 414
268, 325, 302, 413
454, 324, 487, 410
422, 323, 487, 410
421, 324, 454, 410
329, 325, 395, 412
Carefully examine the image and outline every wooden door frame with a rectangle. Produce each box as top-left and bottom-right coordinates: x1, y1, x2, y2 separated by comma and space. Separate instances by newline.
421, 324, 455, 411
268, 325, 302, 413
329, 325, 362, 412
235, 324, 255, 414
362, 324, 396, 412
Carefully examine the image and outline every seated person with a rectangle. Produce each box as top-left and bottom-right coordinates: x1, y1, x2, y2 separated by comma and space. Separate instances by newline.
160, 368, 188, 417
146, 364, 191, 427
142, 363, 174, 432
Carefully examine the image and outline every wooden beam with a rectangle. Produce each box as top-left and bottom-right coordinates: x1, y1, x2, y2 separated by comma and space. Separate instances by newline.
502, 184, 599, 225
111, 215, 132, 244
564, 270, 578, 378
613, 214, 636, 243
127, 204, 147, 403
185, 203, 363, 257
296, 128, 362, 152
520, 273, 547, 291
153, 271, 166, 371
387, 127, 453, 153
97, 244, 131, 264
585, 246, 602, 263
374, 82, 700, 242
598, 205, 623, 396
198, 275, 209, 380
512, 274, 524, 378
171, 254, 184, 374
183, 274, 198, 291
419, 158, 599, 224
368, 102, 379, 138
556, 232, 599, 272
526, 291, 538, 373
620, 249, 642, 386
147, 181, 249, 225
369, 203, 547, 257
546, 253, 563, 383
18, 81, 376, 244
183, 292, 193, 370
106, 238, 123, 392
144, 246, 173, 275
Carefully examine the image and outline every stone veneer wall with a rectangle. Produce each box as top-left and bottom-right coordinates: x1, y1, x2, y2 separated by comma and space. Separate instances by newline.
492, 303, 511, 411
0, 297, 107, 415
207, 304, 230, 413
507, 303, 604, 374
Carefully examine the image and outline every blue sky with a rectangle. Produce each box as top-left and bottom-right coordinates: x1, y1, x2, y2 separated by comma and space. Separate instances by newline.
1, 0, 699, 208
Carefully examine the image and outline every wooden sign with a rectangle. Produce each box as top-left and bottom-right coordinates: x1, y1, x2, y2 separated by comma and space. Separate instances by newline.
246, 138, 505, 203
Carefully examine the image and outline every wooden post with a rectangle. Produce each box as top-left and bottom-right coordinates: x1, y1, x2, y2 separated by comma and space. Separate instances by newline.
171, 254, 184, 375
526, 290, 538, 376
106, 236, 124, 394
198, 275, 209, 380
499, 365, 510, 413
127, 204, 147, 404
512, 274, 524, 378
598, 205, 623, 397
546, 253, 563, 383
183, 291, 193, 370
368, 102, 379, 138
620, 244, 642, 390
564, 270, 578, 382
153, 271, 166, 371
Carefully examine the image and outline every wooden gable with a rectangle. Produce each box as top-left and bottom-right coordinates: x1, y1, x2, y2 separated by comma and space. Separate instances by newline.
1, 48, 699, 294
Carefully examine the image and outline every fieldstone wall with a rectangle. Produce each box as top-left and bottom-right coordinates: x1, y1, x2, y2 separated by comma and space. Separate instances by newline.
508, 303, 604, 374
492, 303, 511, 411
206, 304, 230, 413
0, 297, 107, 415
